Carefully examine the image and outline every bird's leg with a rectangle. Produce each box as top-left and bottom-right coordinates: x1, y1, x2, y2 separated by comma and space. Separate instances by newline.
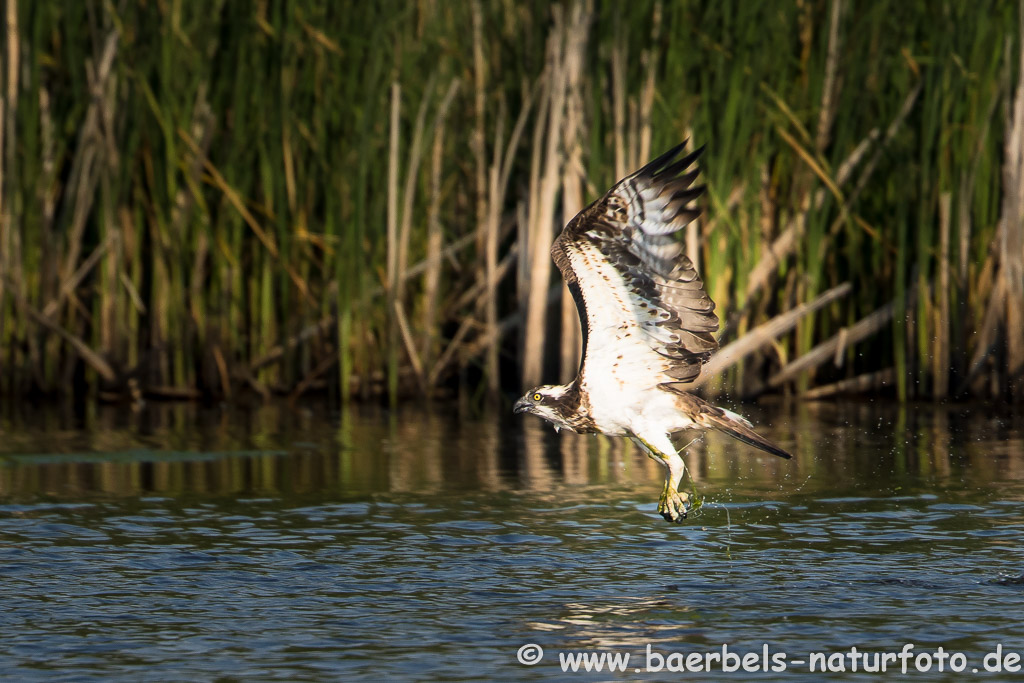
630, 434, 690, 523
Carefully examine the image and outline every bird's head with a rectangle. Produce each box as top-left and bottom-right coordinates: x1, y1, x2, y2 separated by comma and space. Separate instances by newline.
513, 385, 573, 431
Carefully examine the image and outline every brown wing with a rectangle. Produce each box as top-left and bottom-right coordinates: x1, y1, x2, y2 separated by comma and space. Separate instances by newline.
551, 143, 718, 385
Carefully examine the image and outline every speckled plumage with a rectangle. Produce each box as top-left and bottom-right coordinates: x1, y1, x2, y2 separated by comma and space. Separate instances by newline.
514, 143, 791, 523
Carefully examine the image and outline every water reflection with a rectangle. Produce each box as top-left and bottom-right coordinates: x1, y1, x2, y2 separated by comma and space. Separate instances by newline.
3, 400, 1024, 681
0, 399, 1022, 502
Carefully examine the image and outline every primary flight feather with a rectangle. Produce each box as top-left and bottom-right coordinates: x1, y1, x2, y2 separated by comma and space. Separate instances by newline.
514, 142, 791, 523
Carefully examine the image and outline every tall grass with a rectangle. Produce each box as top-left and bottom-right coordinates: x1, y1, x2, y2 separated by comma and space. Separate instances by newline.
0, 0, 1022, 404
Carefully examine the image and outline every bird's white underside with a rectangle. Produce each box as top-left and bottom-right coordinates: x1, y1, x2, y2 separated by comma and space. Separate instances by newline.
568, 241, 698, 437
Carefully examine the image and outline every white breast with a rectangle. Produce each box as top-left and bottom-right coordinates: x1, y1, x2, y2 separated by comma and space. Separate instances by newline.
570, 242, 679, 435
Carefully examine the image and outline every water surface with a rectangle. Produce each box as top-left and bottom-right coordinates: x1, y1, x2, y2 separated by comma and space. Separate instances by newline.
2, 400, 1024, 680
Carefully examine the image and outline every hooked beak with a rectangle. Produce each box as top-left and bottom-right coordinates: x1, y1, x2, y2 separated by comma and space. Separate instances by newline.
513, 397, 531, 414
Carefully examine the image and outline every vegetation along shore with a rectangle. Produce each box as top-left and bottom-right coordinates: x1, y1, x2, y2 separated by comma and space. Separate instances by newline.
1, 0, 1023, 404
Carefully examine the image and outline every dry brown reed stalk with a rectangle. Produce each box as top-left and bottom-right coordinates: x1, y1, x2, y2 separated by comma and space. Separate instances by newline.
557, 0, 592, 384
28, 29, 120, 391
453, 243, 520, 314
484, 98, 508, 391
694, 282, 852, 389
466, 285, 562, 365
802, 368, 895, 400
61, 31, 119, 289
482, 84, 536, 391
41, 235, 115, 319
955, 80, 1001, 386
611, 28, 625, 180
391, 74, 437, 393
0, 0, 18, 335
397, 75, 437, 306
2, 277, 118, 384
521, 76, 548, 310
963, 30, 1024, 399
815, 0, 843, 153
252, 233, 477, 375
252, 316, 339, 375
287, 352, 338, 404
638, 2, 661, 166
522, 6, 569, 389
685, 127, 702, 277
766, 285, 917, 391
387, 81, 402, 298
421, 79, 461, 369
934, 192, 951, 399
428, 317, 476, 389
386, 81, 401, 399
962, 276, 1005, 395
422, 123, 445, 369
471, 1, 489, 362
0, 94, 7, 358
1000, 5, 1024, 398
393, 300, 426, 392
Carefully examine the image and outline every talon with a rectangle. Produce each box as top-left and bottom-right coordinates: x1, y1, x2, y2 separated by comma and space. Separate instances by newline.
659, 488, 691, 523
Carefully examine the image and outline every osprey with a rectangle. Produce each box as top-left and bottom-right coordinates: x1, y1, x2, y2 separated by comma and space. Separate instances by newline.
514, 143, 792, 523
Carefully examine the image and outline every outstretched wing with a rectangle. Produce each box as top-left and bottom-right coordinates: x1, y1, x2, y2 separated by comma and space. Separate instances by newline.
551, 143, 718, 387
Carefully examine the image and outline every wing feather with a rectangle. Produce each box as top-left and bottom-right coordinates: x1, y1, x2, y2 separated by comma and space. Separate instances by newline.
551, 143, 719, 387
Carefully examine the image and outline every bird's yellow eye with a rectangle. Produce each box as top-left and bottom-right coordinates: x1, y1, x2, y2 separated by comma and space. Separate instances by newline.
532, 393, 542, 401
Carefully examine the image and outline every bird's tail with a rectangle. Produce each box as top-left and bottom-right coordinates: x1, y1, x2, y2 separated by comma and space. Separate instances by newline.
659, 384, 793, 459
695, 405, 792, 459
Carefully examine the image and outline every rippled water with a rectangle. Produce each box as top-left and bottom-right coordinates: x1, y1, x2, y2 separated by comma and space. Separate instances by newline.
2, 400, 1024, 680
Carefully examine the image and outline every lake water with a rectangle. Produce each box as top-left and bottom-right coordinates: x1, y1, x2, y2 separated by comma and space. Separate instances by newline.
2, 398, 1024, 681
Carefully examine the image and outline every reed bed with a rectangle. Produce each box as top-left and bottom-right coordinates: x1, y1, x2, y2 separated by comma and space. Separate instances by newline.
0, 0, 1022, 404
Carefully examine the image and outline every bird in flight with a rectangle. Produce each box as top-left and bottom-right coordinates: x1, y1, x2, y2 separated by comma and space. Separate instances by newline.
514, 143, 791, 523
